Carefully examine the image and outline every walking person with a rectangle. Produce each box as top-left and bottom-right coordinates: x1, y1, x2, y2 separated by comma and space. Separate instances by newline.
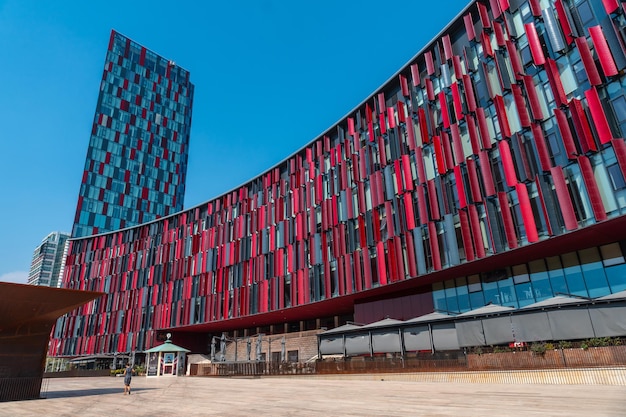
123, 363, 133, 395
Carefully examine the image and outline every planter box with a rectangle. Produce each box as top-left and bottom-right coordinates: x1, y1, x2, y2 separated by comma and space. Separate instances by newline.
468, 346, 626, 370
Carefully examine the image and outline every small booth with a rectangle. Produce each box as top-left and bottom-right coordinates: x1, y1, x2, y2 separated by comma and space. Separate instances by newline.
144, 334, 190, 377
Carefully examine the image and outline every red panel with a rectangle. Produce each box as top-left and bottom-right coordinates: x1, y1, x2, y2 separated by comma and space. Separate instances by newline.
525, 23, 546, 66
459, 209, 475, 262
534, 175, 553, 236
468, 204, 485, 258
589, 26, 618, 77
545, 59, 568, 107
528, 0, 541, 16
554, 108, 578, 159
489, 0, 502, 18
347, 117, 355, 136
402, 154, 414, 191
506, 41, 524, 81
378, 92, 386, 114
403, 192, 416, 230
425, 50, 435, 76
515, 183, 539, 242
363, 247, 373, 290
466, 157, 482, 202
439, 91, 451, 128
406, 117, 417, 150
394, 159, 403, 192
428, 222, 442, 271
494, 21, 506, 47
478, 2, 491, 29
585, 86, 614, 144
499, 139, 518, 187
451, 82, 464, 121
534, 119, 560, 171
511, 84, 531, 128
463, 13, 476, 42
578, 155, 607, 221
575, 37, 602, 85
404, 232, 418, 277
550, 164, 581, 230
462, 74, 477, 113
601, 0, 620, 14
376, 241, 388, 285
554, 0, 575, 45
441, 131, 455, 171
497, 192, 518, 249
354, 251, 363, 292
410, 63, 421, 86
453, 55, 464, 79
476, 107, 492, 150
480, 31, 494, 58
425, 78, 435, 101
493, 95, 511, 138
467, 116, 481, 155
479, 150, 496, 197
399, 74, 410, 96
522, 76, 544, 121
451, 123, 464, 165
454, 165, 467, 209
569, 98, 597, 153
427, 179, 441, 220
433, 135, 447, 175
442, 34, 453, 61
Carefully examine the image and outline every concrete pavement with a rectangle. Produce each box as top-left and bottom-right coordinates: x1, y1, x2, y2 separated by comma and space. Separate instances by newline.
1, 375, 624, 416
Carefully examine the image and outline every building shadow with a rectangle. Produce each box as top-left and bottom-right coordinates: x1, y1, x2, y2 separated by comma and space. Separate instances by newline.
44, 387, 154, 399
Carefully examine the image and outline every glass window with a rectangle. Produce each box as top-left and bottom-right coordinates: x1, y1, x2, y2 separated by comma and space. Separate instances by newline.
469, 290, 485, 309
432, 282, 447, 312
444, 279, 459, 313
497, 275, 518, 307
607, 164, 626, 191
561, 252, 588, 296
455, 277, 470, 312
605, 263, 626, 293
579, 247, 610, 298
482, 280, 499, 305
545, 256, 567, 297
600, 243, 625, 266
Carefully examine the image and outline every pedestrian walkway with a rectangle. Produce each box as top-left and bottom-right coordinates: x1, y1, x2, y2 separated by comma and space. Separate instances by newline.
2, 375, 624, 416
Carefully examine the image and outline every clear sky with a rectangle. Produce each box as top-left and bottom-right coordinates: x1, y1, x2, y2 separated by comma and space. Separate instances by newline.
0, 0, 470, 284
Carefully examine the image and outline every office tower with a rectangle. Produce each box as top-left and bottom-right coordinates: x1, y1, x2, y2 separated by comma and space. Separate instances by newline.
71, 30, 194, 238
27, 232, 70, 287
53, 1, 626, 358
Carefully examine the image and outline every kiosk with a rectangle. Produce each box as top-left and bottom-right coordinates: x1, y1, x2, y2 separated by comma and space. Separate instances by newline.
144, 333, 190, 377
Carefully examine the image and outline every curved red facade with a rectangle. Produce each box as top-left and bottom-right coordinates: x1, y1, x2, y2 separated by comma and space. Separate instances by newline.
52, 0, 626, 356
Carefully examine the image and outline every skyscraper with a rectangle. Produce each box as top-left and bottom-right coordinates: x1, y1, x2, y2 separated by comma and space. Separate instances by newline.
71, 30, 194, 238
27, 231, 70, 287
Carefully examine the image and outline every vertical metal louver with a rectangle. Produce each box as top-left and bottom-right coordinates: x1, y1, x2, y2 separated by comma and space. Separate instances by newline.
542, 8, 566, 52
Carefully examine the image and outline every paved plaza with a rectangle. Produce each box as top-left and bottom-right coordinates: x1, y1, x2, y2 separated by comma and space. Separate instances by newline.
1, 375, 624, 417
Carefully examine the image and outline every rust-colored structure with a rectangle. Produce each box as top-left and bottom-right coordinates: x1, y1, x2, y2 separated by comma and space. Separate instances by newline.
0, 282, 101, 401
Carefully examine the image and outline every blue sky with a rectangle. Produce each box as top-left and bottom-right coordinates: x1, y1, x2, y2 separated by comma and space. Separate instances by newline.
0, 0, 469, 283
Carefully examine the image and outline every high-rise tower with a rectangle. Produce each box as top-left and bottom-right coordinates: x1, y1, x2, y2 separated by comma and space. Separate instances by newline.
27, 231, 70, 287
72, 30, 194, 238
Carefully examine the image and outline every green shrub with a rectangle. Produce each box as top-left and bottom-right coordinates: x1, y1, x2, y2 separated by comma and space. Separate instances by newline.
544, 342, 555, 350
530, 343, 547, 356
557, 340, 572, 349
493, 345, 512, 353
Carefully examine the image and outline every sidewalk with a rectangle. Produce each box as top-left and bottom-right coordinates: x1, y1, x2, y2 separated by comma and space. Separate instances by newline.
1, 375, 624, 416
